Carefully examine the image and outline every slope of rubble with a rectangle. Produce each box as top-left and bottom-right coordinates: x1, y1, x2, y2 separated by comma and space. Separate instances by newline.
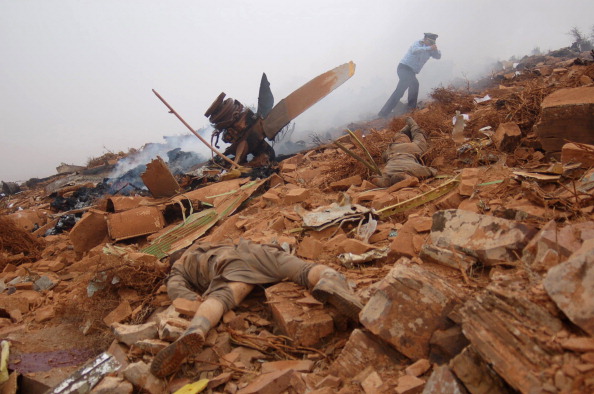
1, 47, 594, 394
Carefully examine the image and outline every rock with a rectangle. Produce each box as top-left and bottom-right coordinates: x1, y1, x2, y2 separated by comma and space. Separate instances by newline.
297, 237, 324, 260
265, 282, 333, 347
493, 122, 522, 153
315, 375, 342, 389
284, 188, 311, 204
450, 346, 510, 394
103, 301, 133, 326
458, 168, 480, 196
34, 276, 58, 291
561, 142, 594, 168
544, 239, 594, 336
534, 86, 594, 154
133, 338, 169, 354
330, 175, 363, 191
159, 322, 185, 342
122, 361, 165, 394
420, 243, 477, 271
329, 329, 405, 378
422, 365, 467, 394
360, 260, 461, 360
236, 369, 297, 394
405, 359, 431, 377
429, 326, 469, 364
337, 238, 374, 255
112, 322, 158, 346
522, 220, 594, 273
361, 370, 384, 394
172, 298, 201, 316
396, 375, 425, 394
261, 360, 314, 374
90, 376, 133, 394
425, 209, 537, 266
34, 305, 55, 322
560, 337, 594, 353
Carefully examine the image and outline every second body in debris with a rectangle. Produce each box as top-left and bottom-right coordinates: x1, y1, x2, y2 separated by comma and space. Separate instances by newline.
371, 117, 436, 188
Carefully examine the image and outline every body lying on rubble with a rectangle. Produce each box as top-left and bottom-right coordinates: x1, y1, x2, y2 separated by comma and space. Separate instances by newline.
371, 117, 436, 187
150, 239, 364, 377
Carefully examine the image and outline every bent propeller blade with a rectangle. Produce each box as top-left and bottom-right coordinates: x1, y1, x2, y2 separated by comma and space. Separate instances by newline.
262, 61, 356, 140
256, 73, 274, 118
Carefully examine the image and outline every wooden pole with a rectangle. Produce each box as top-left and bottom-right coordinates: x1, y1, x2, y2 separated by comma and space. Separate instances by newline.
152, 89, 239, 169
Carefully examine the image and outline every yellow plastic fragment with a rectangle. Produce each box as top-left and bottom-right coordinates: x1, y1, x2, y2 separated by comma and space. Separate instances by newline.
0, 340, 10, 384
173, 379, 209, 394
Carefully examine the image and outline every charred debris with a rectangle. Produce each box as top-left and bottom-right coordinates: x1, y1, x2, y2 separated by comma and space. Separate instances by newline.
1, 48, 594, 393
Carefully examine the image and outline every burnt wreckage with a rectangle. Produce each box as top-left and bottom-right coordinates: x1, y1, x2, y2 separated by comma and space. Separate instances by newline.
205, 62, 355, 165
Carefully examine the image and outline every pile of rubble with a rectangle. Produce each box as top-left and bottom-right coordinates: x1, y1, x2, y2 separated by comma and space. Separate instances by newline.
1, 46, 594, 394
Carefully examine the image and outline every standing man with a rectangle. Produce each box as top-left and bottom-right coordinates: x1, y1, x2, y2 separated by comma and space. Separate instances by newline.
379, 33, 441, 118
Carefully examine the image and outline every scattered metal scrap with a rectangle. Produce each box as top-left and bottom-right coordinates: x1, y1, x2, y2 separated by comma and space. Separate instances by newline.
48, 352, 120, 394
296, 202, 371, 231
338, 247, 389, 268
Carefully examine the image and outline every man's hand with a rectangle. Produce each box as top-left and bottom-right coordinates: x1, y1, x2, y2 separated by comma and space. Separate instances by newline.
430, 44, 438, 51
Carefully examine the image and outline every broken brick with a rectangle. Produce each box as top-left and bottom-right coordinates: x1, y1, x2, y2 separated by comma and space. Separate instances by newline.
396, 375, 425, 394
284, 188, 311, 204
561, 142, 594, 168
337, 238, 374, 255
422, 365, 467, 394
534, 86, 594, 154
265, 282, 333, 347
34, 305, 55, 323
237, 369, 296, 394
458, 168, 480, 197
297, 237, 324, 260
405, 359, 431, 377
360, 260, 461, 360
329, 175, 363, 191
172, 298, 201, 316
112, 322, 158, 346
493, 122, 522, 153
103, 301, 133, 326
261, 359, 314, 374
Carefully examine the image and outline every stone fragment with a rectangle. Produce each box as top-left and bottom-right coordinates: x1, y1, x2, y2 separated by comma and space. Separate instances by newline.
172, 298, 201, 316
261, 359, 314, 374
329, 329, 405, 378
122, 361, 165, 394
534, 86, 594, 154
134, 338, 169, 354
265, 282, 333, 347
419, 244, 477, 271
297, 237, 324, 260
283, 188, 310, 205
316, 375, 341, 389
405, 359, 431, 377
429, 325, 469, 364
396, 375, 425, 394
103, 301, 132, 326
560, 337, 594, 353
337, 238, 374, 255
360, 260, 461, 359
421, 365, 467, 394
112, 322, 158, 346
449, 346, 510, 394
562, 142, 594, 168
90, 376, 133, 394
361, 371, 383, 394
107, 340, 130, 369
159, 322, 185, 342
330, 175, 363, 191
34, 276, 58, 292
544, 239, 594, 336
236, 369, 296, 394
425, 209, 537, 266
34, 305, 55, 322
522, 220, 594, 273
493, 122, 522, 153
458, 168, 480, 196
207, 372, 232, 389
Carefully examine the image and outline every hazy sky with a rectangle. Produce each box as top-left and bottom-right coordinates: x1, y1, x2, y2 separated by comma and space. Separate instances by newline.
1, 0, 593, 182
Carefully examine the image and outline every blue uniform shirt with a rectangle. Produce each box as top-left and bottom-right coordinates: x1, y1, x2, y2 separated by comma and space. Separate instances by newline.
400, 40, 441, 74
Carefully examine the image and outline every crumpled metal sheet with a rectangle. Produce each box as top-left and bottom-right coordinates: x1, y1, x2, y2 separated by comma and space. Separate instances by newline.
338, 247, 389, 268
49, 352, 120, 393
296, 203, 371, 231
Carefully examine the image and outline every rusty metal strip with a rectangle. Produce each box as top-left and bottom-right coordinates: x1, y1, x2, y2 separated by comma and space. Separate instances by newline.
376, 175, 461, 219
